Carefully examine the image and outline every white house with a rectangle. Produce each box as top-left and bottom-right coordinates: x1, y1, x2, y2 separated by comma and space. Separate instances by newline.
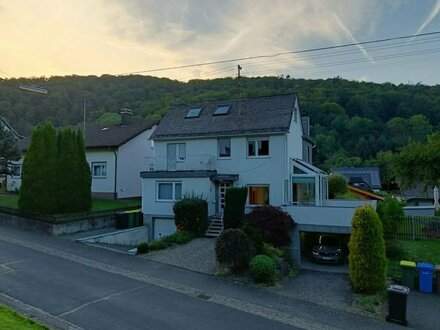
140, 94, 328, 240
8, 113, 158, 199
0, 115, 22, 191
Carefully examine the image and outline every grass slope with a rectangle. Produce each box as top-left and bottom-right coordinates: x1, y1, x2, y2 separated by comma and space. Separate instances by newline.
0, 305, 48, 330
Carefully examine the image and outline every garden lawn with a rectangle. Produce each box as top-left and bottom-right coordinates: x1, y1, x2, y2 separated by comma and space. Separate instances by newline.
0, 195, 140, 212
388, 239, 440, 278
0, 304, 49, 330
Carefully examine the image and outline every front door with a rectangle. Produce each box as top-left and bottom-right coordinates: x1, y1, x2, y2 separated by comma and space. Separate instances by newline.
217, 181, 232, 213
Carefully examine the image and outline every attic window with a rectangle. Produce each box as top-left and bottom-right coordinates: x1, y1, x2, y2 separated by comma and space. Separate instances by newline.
186, 107, 202, 118
214, 105, 230, 116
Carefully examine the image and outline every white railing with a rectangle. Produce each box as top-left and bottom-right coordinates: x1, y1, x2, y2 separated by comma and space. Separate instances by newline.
145, 155, 216, 171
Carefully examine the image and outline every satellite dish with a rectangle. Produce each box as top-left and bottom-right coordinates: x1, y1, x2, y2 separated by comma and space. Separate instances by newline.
18, 84, 48, 94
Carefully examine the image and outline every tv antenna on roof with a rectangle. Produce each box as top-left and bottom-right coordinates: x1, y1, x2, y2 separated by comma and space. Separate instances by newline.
237, 65, 243, 116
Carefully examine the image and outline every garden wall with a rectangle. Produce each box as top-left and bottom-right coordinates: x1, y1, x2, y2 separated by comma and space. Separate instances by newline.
0, 212, 115, 235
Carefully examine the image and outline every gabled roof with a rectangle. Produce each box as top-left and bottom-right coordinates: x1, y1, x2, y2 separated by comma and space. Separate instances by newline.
85, 120, 158, 148
18, 119, 158, 151
151, 94, 297, 140
332, 167, 382, 190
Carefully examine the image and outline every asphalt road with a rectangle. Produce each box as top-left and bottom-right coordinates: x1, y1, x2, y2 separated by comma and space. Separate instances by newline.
0, 225, 403, 330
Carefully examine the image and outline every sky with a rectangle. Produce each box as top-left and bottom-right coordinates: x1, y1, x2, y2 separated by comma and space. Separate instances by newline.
1, 0, 440, 85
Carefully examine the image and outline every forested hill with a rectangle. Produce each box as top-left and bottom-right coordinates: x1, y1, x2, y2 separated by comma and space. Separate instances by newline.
1, 75, 439, 170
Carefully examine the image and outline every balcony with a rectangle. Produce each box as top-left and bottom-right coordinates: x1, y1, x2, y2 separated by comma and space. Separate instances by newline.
145, 155, 216, 172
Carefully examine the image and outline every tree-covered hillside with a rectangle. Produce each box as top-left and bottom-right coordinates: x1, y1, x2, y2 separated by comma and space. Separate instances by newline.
1, 75, 439, 171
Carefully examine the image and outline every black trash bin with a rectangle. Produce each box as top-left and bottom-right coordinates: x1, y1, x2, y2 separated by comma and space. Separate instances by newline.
386, 285, 410, 326
436, 265, 440, 294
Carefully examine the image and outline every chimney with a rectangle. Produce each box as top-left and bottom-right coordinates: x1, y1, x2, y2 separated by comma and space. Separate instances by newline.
120, 108, 133, 126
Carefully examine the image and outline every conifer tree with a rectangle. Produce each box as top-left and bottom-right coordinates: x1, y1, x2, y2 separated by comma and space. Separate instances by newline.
19, 123, 58, 213
75, 130, 91, 211
348, 205, 387, 293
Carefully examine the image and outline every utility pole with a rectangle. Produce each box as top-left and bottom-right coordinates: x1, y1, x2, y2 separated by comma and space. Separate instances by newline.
237, 65, 242, 116
83, 97, 86, 139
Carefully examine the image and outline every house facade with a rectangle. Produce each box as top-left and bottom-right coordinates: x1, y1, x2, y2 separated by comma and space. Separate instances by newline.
140, 94, 328, 240
8, 114, 157, 199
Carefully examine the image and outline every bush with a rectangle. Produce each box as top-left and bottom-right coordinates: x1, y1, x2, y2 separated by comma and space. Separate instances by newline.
249, 255, 276, 285
137, 242, 149, 254
173, 197, 208, 236
349, 205, 387, 294
162, 230, 194, 245
215, 229, 256, 272
328, 174, 347, 199
376, 196, 405, 237
261, 242, 284, 262
223, 187, 248, 229
385, 239, 404, 260
148, 239, 168, 251
244, 206, 295, 247
241, 222, 264, 254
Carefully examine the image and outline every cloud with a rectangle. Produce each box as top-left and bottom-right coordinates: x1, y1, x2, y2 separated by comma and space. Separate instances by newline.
414, 0, 440, 35
331, 12, 376, 64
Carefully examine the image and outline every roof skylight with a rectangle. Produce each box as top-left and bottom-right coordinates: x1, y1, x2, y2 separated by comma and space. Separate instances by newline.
186, 107, 202, 118
214, 105, 230, 116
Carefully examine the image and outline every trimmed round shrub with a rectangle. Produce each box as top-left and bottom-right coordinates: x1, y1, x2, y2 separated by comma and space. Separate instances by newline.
215, 229, 256, 272
328, 174, 347, 198
173, 197, 208, 236
250, 255, 276, 285
137, 242, 149, 254
243, 206, 295, 247
348, 205, 387, 293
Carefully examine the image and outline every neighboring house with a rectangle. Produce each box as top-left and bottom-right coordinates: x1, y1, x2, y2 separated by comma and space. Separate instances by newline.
0, 115, 22, 191
347, 185, 385, 201
140, 94, 328, 240
8, 112, 158, 199
331, 166, 382, 192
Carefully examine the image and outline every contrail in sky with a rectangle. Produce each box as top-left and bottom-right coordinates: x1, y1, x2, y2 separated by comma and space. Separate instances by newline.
414, 0, 440, 36
332, 12, 376, 64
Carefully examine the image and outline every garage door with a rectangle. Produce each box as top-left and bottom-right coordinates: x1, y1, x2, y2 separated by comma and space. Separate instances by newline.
153, 218, 176, 240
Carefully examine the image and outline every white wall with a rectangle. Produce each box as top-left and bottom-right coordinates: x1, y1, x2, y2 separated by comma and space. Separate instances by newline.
142, 176, 216, 217
154, 134, 288, 205
286, 99, 306, 162
86, 150, 116, 195
117, 125, 156, 198
283, 205, 356, 228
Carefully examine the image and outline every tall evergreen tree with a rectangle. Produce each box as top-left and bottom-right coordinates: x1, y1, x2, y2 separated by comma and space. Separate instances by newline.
57, 128, 78, 212
19, 123, 58, 214
0, 121, 20, 175
348, 205, 387, 293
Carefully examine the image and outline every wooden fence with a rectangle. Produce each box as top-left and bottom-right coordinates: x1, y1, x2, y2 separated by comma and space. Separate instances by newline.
386, 215, 440, 240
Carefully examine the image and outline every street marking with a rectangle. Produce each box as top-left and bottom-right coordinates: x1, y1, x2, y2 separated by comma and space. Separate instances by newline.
58, 285, 146, 317
0, 234, 340, 330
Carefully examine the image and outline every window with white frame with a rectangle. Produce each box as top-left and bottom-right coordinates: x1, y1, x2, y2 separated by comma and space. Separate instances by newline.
247, 138, 269, 157
157, 182, 182, 201
218, 138, 231, 158
11, 164, 21, 178
248, 185, 269, 205
91, 162, 107, 178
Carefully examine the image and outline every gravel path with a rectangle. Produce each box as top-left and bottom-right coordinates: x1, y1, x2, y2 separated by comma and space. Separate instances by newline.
142, 237, 219, 274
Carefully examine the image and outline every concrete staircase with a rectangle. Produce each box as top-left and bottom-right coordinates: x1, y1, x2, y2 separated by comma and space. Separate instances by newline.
205, 214, 223, 237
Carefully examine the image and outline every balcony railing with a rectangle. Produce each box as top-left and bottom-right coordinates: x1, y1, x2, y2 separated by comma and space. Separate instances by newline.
145, 155, 216, 172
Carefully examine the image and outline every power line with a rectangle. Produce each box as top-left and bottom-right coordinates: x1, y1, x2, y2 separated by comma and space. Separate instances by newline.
120, 31, 440, 75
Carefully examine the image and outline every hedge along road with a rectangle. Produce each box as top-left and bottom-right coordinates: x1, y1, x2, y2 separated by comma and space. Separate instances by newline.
0, 225, 401, 330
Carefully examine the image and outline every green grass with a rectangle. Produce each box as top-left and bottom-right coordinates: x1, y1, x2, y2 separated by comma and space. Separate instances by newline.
0, 194, 140, 212
354, 293, 385, 314
0, 305, 49, 330
387, 239, 440, 278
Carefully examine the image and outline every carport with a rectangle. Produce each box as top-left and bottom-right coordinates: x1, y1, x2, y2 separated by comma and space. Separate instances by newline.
282, 201, 378, 268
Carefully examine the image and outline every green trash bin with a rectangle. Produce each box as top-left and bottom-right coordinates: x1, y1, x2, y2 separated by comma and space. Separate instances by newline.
400, 260, 416, 289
